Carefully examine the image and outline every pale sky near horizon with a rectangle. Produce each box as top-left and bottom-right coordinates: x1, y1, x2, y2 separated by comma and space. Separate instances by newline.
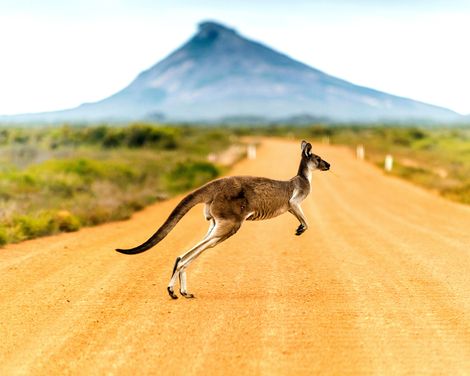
0, 0, 469, 115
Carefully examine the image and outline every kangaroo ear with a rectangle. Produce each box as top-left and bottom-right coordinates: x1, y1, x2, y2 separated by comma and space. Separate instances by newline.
301, 140, 308, 151
301, 140, 312, 156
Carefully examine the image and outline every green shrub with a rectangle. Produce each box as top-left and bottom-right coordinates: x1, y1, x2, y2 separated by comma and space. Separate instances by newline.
84, 125, 109, 144
45, 174, 83, 198
29, 158, 139, 185
14, 212, 57, 240
55, 210, 81, 232
102, 131, 123, 148
165, 161, 220, 193
0, 226, 7, 246
125, 124, 179, 149
10, 210, 81, 240
51, 159, 104, 178
84, 206, 127, 225
442, 184, 470, 204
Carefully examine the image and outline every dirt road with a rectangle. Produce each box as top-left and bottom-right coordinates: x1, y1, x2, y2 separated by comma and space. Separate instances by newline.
1, 139, 469, 375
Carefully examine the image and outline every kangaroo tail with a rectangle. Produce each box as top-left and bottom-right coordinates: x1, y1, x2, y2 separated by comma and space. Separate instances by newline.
115, 188, 206, 255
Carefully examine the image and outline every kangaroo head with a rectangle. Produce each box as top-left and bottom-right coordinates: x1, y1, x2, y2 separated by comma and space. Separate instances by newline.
301, 140, 330, 171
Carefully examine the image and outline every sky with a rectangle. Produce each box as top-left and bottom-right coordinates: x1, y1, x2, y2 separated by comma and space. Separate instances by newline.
0, 0, 469, 115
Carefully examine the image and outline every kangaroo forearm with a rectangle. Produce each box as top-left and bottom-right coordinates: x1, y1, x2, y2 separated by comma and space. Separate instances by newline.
289, 206, 308, 227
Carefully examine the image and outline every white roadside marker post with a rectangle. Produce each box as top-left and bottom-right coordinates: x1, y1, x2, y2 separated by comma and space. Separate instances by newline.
207, 153, 217, 163
385, 154, 394, 172
247, 144, 257, 160
356, 145, 365, 160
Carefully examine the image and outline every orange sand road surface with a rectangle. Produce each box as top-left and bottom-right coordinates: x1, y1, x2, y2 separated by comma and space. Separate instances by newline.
1, 139, 470, 375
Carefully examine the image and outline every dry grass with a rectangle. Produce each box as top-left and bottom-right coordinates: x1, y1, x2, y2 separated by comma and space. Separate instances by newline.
0, 124, 240, 245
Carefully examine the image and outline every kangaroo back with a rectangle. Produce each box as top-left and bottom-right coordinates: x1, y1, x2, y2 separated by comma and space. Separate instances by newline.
115, 188, 207, 255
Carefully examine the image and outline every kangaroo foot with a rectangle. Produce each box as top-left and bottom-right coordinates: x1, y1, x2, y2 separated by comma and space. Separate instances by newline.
295, 224, 306, 236
167, 286, 178, 299
180, 291, 195, 299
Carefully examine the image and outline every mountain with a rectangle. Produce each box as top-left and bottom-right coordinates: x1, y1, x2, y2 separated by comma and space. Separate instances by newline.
1, 21, 460, 123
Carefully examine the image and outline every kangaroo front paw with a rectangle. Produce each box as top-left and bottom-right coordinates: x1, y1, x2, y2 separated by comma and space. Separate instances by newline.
167, 286, 178, 299
295, 224, 306, 236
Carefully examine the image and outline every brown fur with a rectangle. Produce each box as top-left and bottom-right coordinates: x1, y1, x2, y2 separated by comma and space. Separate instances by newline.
116, 140, 330, 299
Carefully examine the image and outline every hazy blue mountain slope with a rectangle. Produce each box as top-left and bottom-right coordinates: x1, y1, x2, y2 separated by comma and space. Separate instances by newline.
1, 21, 459, 123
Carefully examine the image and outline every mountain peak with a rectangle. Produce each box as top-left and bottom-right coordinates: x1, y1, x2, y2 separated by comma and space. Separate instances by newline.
195, 21, 238, 41
198, 21, 236, 34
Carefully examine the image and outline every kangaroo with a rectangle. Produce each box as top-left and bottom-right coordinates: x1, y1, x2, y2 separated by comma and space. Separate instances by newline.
116, 140, 330, 299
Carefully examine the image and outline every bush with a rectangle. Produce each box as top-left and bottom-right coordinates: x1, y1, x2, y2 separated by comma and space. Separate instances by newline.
0, 226, 7, 246
124, 124, 179, 149
55, 210, 81, 232
442, 184, 470, 204
165, 161, 220, 193
52, 159, 104, 178
102, 131, 123, 148
14, 212, 57, 240
8, 210, 81, 241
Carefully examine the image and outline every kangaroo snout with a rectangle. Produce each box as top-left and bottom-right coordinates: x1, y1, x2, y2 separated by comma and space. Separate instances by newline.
320, 160, 330, 171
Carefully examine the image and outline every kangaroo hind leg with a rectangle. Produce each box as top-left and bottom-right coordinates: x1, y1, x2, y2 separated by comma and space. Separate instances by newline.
167, 236, 211, 300
167, 219, 241, 299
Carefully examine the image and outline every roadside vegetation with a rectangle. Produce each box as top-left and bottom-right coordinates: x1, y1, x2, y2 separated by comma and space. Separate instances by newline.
249, 124, 470, 206
2, 121, 470, 247
326, 126, 470, 205
0, 124, 239, 246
